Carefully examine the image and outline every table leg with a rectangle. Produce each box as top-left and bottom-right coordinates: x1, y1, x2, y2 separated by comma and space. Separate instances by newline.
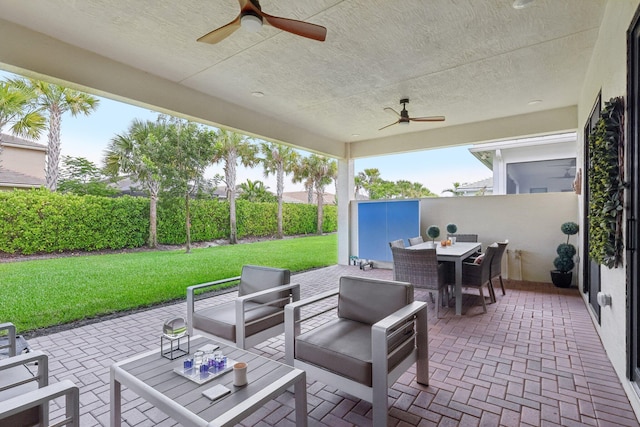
455, 260, 463, 315
110, 368, 121, 427
294, 372, 308, 426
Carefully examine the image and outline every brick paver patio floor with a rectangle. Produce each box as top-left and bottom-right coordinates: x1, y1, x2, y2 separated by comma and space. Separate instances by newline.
31, 264, 640, 426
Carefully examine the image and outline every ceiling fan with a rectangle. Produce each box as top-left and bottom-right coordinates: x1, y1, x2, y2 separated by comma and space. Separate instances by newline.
551, 168, 575, 179
197, 0, 327, 44
379, 98, 445, 131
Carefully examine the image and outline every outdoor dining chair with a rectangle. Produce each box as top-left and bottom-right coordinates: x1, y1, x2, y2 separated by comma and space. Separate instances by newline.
284, 276, 428, 427
388, 239, 405, 248
391, 246, 448, 318
460, 244, 498, 313
489, 240, 509, 298
408, 236, 424, 246
0, 323, 80, 427
187, 265, 299, 349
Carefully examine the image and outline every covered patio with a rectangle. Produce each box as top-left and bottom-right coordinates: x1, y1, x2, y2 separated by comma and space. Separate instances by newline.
32, 265, 637, 426
3, 0, 640, 423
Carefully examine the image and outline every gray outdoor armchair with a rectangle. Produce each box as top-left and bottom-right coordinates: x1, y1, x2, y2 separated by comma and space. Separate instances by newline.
0, 323, 80, 427
391, 246, 448, 318
187, 265, 299, 349
285, 276, 428, 427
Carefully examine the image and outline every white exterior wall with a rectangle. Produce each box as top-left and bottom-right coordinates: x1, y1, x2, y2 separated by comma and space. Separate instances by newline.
577, 0, 640, 417
419, 193, 578, 283
337, 158, 354, 265
493, 142, 577, 194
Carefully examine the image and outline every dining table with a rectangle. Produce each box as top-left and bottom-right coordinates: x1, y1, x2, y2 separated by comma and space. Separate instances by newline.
407, 241, 482, 315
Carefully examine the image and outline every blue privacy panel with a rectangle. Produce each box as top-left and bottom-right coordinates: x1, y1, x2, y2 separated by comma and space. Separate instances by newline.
357, 200, 420, 262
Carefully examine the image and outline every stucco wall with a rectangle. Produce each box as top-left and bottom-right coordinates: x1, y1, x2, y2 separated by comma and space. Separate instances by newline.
419, 193, 578, 283
349, 192, 579, 284
577, 0, 640, 417
1, 144, 46, 179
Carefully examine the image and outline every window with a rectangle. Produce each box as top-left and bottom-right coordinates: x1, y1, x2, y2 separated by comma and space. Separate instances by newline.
506, 158, 576, 194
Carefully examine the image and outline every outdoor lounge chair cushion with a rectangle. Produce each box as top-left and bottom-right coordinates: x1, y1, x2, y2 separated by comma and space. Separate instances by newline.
295, 276, 415, 386
294, 318, 414, 386
237, 265, 291, 306
192, 302, 283, 343
337, 275, 414, 324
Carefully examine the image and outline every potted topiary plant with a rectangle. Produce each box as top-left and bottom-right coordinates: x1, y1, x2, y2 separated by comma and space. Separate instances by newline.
550, 221, 579, 288
426, 225, 440, 244
446, 223, 457, 244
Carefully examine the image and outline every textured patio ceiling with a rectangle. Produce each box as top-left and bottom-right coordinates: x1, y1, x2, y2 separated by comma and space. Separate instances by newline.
0, 0, 604, 159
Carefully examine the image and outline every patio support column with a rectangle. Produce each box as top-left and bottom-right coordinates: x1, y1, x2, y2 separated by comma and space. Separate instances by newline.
337, 156, 354, 265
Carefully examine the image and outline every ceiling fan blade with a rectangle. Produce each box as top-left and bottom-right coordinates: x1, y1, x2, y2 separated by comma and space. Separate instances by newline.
384, 107, 401, 117
197, 15, 242, 44
262, 12, 327, 41
410, 116, 446, 122
379, 120, 399, 131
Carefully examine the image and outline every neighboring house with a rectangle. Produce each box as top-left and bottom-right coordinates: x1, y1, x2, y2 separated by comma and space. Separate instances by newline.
282, 191, 336, 205
456, 178, 494, 196
0, 133, 46, 190
468, 132, 577, 195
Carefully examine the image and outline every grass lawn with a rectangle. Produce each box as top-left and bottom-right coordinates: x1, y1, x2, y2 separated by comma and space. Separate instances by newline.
1, 234, 337, 333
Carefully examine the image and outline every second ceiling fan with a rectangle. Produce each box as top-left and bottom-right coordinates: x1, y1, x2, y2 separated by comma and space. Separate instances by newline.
197, 0, 327, 44
379, 98, 445, 131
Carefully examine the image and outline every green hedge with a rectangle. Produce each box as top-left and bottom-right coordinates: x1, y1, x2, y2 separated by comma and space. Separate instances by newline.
0, 189, 148, 254
0, 190, 338, 253
158, 200, 337, 244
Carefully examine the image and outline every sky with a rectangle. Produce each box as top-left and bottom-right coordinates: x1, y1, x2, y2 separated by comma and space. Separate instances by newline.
1, 70, 491, 195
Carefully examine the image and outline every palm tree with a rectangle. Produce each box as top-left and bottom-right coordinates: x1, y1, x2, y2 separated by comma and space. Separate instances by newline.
357, 168, 382, 199
211, 129, 258, 244
293, 154, 337, 235
103, 119, 170, 248
442, 182, 463, 197
0, 80, 46, 141
9, 77, 99, 191
260, 142, 299, 238
238, 179, 276, 203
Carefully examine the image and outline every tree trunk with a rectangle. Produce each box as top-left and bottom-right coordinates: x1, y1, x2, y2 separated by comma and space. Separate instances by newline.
149, 185, 159, 248
46, 106, 62, 191
276, 165, 284, 239
227, 152, 238, 244
316, 188, 323, 235
185, 191, 191, 253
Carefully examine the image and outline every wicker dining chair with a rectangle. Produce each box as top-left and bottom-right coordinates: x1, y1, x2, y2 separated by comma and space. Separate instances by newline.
460, 244, 498, 313
408, 236, 424, 246
391, 246, 448, 318
489, 240, 509, 299
388, 239, 405, 249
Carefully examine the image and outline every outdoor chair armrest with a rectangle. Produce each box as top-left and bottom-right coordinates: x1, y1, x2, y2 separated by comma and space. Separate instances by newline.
0, 351, 49, 393
235, 283, 301, 347
0, 350, 47, 372
0, 323, 17, 357
187, 276, 241, 334
371, 301, 429, 386
187, 276, 242, 296
372, 301, 427, 333
236, 283, 301, 306
285, 289, 339, 365
0, 380, 79, 427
